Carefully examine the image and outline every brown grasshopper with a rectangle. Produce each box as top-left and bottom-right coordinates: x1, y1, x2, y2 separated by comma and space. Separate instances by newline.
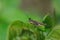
29, 18, 46, 26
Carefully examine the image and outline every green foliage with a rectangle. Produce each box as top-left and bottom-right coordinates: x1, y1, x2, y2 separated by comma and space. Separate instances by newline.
45, 25, 60, 40
42, 14, 57, 36
8, 20, 45, 40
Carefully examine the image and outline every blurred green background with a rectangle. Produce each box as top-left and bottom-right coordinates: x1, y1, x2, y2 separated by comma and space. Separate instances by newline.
0, 0, 60, 40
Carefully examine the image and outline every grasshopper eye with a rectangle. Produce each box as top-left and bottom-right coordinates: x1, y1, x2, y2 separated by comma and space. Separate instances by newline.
29, 18, 31, 20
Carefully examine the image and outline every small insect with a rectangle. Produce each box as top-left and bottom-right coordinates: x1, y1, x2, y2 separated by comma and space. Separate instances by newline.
29, 18, 46, 26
